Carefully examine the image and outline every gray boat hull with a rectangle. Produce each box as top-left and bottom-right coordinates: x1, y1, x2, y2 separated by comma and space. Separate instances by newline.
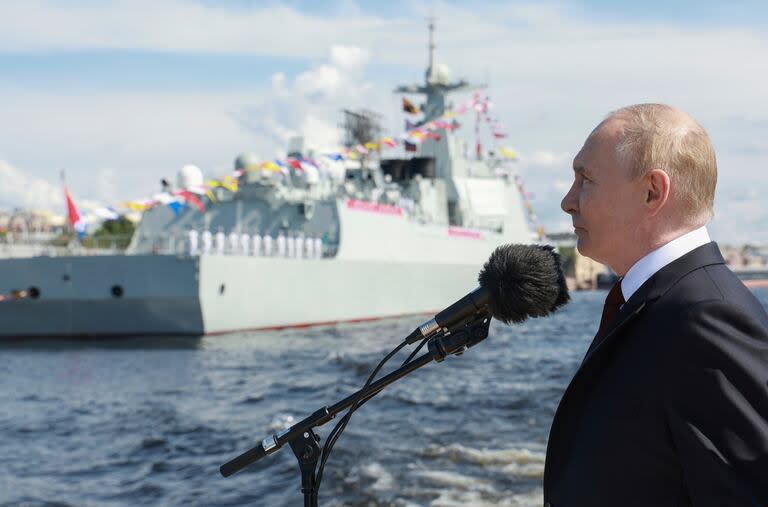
0, 253, 483, 337
0, 255, 203, 337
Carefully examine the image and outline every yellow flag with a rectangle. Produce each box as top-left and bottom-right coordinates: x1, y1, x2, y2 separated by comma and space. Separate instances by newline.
123, 201, 148, 211
364, 142, 379, 151
500, 147, 519, 159
220, 175, 239, 192
261, 161, 281, 172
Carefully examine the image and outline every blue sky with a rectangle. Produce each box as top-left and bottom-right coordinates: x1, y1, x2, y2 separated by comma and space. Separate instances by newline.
0, 0, 766, 243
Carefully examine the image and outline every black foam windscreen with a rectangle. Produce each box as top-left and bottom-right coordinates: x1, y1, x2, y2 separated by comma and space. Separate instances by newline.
478, 244, 570, 324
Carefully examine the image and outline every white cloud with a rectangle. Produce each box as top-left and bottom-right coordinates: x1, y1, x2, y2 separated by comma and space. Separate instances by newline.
0, 90, 265, 200
235, 44, 377, 152
330, 45, 370, 69
0, 160, 62, 210
0, 1, 386, 59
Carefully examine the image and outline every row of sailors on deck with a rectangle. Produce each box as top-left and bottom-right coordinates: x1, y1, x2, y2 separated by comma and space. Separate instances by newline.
187, 228, 324, 258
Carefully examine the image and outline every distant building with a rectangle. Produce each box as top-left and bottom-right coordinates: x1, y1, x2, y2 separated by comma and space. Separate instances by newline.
574, 250, 611, 290
0, 209, 66, 235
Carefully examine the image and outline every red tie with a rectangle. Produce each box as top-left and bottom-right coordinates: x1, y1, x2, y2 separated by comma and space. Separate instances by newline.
586, 280, 625, 357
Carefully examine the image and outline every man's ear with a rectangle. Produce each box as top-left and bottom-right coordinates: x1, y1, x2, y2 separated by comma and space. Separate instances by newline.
645, 168, 671, 215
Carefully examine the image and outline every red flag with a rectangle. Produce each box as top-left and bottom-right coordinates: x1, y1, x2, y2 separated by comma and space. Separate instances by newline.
64, 186, 84, 233
177, 190, 205, 213
287, 158, 303, 170
425, 131, 442, 141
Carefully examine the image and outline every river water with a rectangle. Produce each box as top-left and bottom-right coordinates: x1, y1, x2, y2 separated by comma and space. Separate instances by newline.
3, 288, 767, 506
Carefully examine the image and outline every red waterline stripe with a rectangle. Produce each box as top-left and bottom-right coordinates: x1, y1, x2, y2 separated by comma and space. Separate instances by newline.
206, 310, 439, 335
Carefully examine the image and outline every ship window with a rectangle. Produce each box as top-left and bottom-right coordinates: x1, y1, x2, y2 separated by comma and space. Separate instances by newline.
381, 157, 436, 181
111, 285, 124, 298
219, 283, 226, 295
28, 287, 40, 299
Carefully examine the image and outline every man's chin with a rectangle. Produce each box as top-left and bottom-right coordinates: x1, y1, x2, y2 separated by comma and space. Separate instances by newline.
575, 238, 588, 256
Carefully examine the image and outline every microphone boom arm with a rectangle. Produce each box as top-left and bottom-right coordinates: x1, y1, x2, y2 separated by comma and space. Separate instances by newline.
219, 315, 492, 502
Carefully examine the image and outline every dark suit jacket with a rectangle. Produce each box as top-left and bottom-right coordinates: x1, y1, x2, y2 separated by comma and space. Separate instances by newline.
543, 242, 768, 507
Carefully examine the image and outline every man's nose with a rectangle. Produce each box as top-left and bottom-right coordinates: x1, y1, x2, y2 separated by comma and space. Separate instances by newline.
561, 182, 578, 214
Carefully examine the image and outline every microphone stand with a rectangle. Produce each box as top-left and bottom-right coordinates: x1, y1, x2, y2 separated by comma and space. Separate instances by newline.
220, 314, 492, 506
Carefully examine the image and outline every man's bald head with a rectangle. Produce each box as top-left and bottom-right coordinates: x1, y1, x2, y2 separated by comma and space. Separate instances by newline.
604, 104, 717, 226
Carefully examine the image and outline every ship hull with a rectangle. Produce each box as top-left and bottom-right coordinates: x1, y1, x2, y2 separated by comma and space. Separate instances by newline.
0, 254, 480, 337
0, 255, 203, 337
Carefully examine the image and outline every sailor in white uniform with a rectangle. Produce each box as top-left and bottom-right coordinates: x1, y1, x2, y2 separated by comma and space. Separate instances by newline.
296, 232, 304, 259
304, 234, 314, 259
187, 228, 199, 256
277, 230, 286, 257
287, 232, 295, 258
215, 227, 226, 255
251, 229, 261, 256
314, 236, 323, 258
240, 230, 250, 256
263, 233, 273, 257
228, 230, 239, 255
202, 229, 212, 255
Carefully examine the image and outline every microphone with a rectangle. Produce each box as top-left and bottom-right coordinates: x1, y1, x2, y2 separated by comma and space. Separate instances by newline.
404, 244, 569, 344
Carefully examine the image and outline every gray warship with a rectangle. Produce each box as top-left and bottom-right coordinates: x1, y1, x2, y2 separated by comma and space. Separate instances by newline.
0, 25, 534, 337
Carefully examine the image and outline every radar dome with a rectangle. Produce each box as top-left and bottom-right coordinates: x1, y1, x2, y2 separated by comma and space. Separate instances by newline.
177, 164, 204, 189
427, 63, 452, 86
234, 152, 260, 172
433, 64, 452, 85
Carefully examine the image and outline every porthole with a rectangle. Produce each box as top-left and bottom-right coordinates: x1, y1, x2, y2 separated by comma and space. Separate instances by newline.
111, 285, 124, 298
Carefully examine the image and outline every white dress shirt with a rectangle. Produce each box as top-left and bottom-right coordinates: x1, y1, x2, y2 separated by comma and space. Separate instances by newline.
621, 226, 711, 301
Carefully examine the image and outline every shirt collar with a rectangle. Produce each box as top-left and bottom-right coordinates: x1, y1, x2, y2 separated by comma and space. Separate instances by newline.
620, 226, 711, 301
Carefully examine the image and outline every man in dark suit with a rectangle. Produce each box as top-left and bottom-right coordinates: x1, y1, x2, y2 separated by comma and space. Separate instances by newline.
544, 104, 768, 506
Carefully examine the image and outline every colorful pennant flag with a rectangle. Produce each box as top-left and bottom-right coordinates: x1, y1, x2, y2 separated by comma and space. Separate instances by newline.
176, 190, 205, 213
402, 97, 418, 114
500, 147, 519, 159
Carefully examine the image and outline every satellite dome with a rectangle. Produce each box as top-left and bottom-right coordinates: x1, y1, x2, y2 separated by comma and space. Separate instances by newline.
177, 164, 204, 189
234, 152, 260, 172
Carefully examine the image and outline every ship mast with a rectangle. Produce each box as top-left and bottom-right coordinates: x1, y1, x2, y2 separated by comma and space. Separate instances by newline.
393, 19, 472, 125
426, 17, 436, 85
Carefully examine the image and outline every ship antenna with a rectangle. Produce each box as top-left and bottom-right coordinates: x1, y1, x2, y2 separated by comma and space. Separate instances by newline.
427, 15, 436, 83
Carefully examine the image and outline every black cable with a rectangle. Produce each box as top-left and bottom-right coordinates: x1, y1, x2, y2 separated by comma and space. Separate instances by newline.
401, 336, 429, 367
314, 340, 409, 502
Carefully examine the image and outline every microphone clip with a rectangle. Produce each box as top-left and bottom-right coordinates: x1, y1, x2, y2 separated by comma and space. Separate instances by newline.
428, 315, 491, 363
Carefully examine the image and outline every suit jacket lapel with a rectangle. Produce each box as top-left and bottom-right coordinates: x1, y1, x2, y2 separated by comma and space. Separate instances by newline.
580, 298, 647, 366
580, 241, 726, 368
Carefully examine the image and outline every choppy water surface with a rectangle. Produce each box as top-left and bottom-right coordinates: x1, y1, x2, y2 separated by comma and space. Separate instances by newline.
3, 289, 767, 507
